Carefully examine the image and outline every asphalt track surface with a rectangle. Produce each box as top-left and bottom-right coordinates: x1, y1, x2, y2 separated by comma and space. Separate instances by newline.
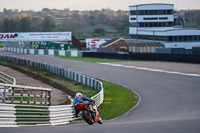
0, 50, 200, 133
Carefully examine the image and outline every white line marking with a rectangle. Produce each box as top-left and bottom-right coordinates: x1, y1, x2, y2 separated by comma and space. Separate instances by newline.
99, 63, 200, 77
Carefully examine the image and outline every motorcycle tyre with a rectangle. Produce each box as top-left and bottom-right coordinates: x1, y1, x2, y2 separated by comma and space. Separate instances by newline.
82, 110, 93, 125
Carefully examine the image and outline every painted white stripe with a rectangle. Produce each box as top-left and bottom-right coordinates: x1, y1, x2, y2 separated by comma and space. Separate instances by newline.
100, 63, 200, 77
0, 125, 18, 127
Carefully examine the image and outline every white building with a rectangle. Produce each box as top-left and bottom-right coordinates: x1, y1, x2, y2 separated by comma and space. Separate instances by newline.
129, 3, 200, 49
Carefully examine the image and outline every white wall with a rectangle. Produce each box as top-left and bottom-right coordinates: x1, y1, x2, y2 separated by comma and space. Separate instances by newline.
136, 15, 174, 23
59, 50, 65, 56
135, 4, 173, 10
164, 42, 200, 49
38, 50, 44, 55
129, 27, 137, 34
166, 29, 200, 36
71, 51, 78, 57
48, 50, 54, 55
30, 49, 35, 54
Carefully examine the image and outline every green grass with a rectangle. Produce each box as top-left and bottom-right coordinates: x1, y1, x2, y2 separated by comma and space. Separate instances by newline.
0, 60, 137, 120
98, 80, 137, 120
55, 55, 133, 63
0, 42, 4, 48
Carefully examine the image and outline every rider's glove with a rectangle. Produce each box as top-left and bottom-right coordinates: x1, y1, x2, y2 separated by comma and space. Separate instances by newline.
90, 99, 95, 103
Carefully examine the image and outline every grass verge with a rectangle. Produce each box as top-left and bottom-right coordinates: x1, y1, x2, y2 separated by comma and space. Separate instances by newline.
0, 61, 137, 120
98, 80, 137, 120
55, 55, 133, 63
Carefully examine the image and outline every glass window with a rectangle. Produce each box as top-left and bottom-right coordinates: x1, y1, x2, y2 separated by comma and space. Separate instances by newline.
157, 22, 161, 27
130, 17, 136, 20
198, 36, 200, 41
194, 36, 198, 41
145, 10, 149, 15
139, 10, 145, 15
153, 22, 158, 27
149, 23, 153, 27
157, 10, 163, 15
167, 10, 173, 15
179, 36, 183, 41
168, 36, 173, 42
183, 36, 187, 41
188, 36, 193, 41
139, 23, 144, 27
130, 10, 136, 15
174, 36, 178, 41
149, 10, 154, 15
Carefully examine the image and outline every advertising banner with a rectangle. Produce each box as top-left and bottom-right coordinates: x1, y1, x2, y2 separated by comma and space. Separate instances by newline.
0, 32, 72, 42
86, 38, 110, 49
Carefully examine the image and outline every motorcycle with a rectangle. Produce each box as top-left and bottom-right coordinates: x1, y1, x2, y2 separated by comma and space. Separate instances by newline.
82, 102, 103, 125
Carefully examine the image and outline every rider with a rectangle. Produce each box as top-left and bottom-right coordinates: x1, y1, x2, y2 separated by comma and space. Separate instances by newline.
73, 92, 95, 118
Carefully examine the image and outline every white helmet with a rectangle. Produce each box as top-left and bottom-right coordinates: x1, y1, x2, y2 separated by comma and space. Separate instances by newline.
75, 92, 82, 97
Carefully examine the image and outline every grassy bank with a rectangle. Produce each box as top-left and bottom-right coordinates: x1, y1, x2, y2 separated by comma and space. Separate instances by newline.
55, 55, 133, 63
0, 61, 137, 120
99, 80, 137, 119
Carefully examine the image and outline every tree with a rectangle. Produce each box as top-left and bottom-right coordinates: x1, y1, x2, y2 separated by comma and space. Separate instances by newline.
1, 18, 19, 32
40, 16, 55, 31
19, 17, 32, 32
93, 28, 106, 37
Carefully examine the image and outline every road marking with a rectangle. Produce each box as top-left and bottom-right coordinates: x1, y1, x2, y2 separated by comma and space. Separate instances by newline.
99, 63, 200, 77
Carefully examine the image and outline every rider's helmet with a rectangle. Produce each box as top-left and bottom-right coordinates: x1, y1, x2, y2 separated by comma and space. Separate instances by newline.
75, 92, 82, 97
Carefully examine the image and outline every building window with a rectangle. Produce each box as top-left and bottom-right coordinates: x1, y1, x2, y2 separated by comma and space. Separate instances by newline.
178, 36, 183, 41
139, 10, 145, 15
168, 36, 173, 42
183, 36, 187, 41
194, 36, 198, 41
130, 17, 136, 20
136, 10, 173, 15
167, 10, 173, 15
130, 10, 136, 15
188, 36, 193, 41
174, 36, 178, 41
145, 10, 149, 15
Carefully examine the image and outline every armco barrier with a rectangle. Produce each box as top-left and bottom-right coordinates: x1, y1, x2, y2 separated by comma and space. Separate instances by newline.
0, 54, 104, 127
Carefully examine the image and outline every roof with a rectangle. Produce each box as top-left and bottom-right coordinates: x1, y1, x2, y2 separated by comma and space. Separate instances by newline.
138, 27, 200, 32
128, 42, 163, 47
130, 3, 173, 7
101, 38, 125, 48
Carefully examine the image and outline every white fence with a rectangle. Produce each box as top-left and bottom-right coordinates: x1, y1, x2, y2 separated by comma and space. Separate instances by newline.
0, 71, 16, 85
3, 46, 83, 57
0, 54, 104, 126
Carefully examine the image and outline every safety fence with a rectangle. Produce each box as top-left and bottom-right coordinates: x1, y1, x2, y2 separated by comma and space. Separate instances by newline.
3, 47, 83, 57
0, 83, 51, 105
0, 54, 104, 126
0, 71, 16, 85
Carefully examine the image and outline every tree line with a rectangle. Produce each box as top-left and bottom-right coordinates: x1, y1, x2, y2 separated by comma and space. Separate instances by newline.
0, 8, 129, 38
0, 8, 200, 38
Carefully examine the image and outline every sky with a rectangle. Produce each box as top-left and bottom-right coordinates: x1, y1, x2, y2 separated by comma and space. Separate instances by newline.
0, 0, 200, 11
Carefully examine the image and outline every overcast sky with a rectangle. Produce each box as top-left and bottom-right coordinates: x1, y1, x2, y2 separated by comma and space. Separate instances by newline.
0, 0, 200, 11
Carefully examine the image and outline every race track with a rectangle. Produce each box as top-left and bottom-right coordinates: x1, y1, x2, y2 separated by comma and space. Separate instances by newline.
1, 50, 200, 133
